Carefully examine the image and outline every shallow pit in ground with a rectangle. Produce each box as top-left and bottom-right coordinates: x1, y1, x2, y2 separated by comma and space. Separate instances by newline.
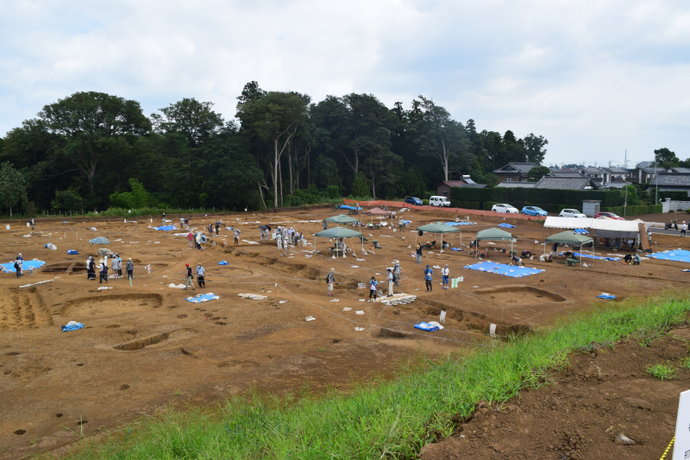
474, 285, 566, 305
59, 293, 163, 316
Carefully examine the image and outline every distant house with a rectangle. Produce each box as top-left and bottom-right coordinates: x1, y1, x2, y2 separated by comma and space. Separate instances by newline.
601, 167, 630, 183
649, 174, 690, 195
436, 178, 486, 197
631, 165, 658, 184
492, 162, 538, 183
496, 176, 599, 190
670, 167, 690, 174
578, 167, 604, 180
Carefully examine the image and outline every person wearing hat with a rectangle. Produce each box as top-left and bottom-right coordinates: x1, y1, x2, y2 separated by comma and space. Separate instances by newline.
99, 259, 108, 284
184, 263, 195, 290
196, 263, 206, 288
416, 243, 423, 264
111, 254, 120, 279
368, 276, 378, 302
393, 261, 401, 287
126, 258, 134, 284
682, 221, 687, 237
327, 268, 335, 296
424, 264, 433, 292
387, 268, 394, 297
442, 264, 450, 290
87, 256, 96, 280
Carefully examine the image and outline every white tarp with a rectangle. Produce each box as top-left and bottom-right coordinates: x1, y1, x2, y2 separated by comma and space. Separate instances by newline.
544, 216, 641, 238
544, 216, 593, 229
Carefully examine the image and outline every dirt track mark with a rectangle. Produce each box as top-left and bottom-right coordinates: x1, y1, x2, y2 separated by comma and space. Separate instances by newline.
0, 288, 51, 331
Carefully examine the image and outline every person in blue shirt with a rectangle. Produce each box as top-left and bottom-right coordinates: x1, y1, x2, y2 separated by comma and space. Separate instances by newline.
424, 265, 433, 292
368, 276, 378, 302
196, 263, 206, 288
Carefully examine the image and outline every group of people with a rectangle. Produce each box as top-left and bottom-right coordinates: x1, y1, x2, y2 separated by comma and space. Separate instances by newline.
188, 231, 208, 250
272, 226, 306, 256
184, 263, 206, 290
86, 253, 134, 284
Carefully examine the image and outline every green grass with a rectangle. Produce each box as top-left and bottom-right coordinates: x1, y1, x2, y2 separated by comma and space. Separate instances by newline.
66, 294, 690, 459
647, 362, 678, 380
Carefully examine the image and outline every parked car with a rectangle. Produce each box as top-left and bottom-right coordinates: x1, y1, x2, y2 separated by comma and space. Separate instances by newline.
404, 197, 423, 206
491, 203, 519, 214
559, 208, 587, 218
521, 206, 548, 216
429, 196, 451, 207
594, 211, 624, 220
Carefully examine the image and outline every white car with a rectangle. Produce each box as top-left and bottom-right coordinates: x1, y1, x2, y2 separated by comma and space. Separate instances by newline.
559, 208, 587, 218
491, 203, 519, 214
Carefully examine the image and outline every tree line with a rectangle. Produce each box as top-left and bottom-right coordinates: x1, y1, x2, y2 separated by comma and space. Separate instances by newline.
0, 83, 548, 214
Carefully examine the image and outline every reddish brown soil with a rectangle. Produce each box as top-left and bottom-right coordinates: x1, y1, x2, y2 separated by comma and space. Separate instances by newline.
421, 328, 690, 460
0, 207, 688, 459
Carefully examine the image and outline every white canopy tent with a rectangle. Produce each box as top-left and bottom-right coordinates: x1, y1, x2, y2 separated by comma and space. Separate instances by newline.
543, 216, 642, 240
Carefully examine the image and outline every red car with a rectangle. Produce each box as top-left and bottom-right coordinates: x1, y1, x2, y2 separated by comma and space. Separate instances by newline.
594, 212, 624, 220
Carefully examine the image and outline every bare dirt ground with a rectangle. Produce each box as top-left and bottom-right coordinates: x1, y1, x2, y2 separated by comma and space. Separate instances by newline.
0, 206, 689, 459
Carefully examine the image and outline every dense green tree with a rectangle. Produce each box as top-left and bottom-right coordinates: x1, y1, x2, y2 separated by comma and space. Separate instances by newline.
237, 91, 308, 208
151, 98, 224, 148
37, 91, 151, 206
352, 172, 369, 198
523, 134, 548, 165
527, 166, 551, 181
0, 162, 27, 216
654, 147, 679, 168
313, 154, 341, 190
51, 188, 83, 213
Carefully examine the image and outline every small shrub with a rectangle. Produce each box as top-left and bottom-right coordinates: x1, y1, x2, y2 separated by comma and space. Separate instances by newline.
646, 362, 677, 380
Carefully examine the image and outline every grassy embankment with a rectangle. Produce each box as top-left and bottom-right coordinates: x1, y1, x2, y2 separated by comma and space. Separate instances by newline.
67, 293, 690, 459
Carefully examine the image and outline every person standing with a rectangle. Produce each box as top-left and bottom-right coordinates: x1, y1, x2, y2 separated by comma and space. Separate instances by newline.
327, 268, 335, 296
387, 268, 394, 297
416, 243, 423, 264
442, 264, 450, 290
13, 258, 21, 278
188, 231, 194, 248
282, 228, 289, 256
276, 230, 283, 250
184, 263, 195, 290
195, 232, 202, 250
260, 228, 265, 242
682, 221, 687, 237
111, 255, 119, 279
99, 259, 108, 284
162, 211, 166, 226
394, 261, 401, 287
215, 222, 220, 236
87, 256, 96, 280
200, 233, 207, 250
15, 254, 23, 278
196, 263, 206, 288
323, 220, 328, 231
234, 228, 241, 244
424, 264, 433, 292
368, 276, 378, 302
126, 258, 134, 285
30, 218, 35, 231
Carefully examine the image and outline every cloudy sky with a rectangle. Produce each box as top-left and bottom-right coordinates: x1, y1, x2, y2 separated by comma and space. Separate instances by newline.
1, 0, 689, 167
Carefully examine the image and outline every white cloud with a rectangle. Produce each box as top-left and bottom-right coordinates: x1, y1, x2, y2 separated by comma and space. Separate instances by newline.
1, 0, 689, 165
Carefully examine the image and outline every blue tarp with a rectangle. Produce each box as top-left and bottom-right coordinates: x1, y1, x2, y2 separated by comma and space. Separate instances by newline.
649, 249, 690, 263
444, 221, 476, 226
597, 294, 616, 300
414, 322, 441, 332
450, 247, 463, 251
574, 229, 590, 234
62, 322, 84, 332
153, 225, 178, 231
0, 259, 46, 273
339, 205, 362, 210
67, 250, 79, 255
89, 236, 110, 244
463, 261, 543, 278
218, 261, 229, 265
185, 293, 220, 303
497, 223, 515, 228
559, 252, 620, 261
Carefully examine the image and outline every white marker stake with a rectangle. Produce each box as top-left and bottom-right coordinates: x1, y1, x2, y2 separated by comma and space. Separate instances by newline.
440, 310, 446, 323
489, 324, 497, 338
673, 389, 690, 459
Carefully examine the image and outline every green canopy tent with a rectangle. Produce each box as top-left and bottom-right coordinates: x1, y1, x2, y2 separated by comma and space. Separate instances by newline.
415, 222, 463, 252
323, 214, 360, 225
475, 228, 514, 259
544, 231, 594, 263
314, 226, 364, 257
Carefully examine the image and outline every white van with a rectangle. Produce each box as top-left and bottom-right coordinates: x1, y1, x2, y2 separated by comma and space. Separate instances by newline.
429, 196, 451, 207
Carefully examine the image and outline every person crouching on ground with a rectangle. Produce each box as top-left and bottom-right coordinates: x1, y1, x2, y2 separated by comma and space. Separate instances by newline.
196, 263, 206, 288
424, 265, 433, 292
624, 253, 633, 264
368, 276, 378, 302
442, 264, 449, 290
387, 268, 394, 296
327, 268, 335, 296
184, 263, 195, 290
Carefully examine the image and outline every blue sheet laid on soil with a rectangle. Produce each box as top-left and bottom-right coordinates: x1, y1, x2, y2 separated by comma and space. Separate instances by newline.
67, 250, 79, 255
0, 259, 46, 273
414, 322, 441, 332
339, 205, 362, 210
153, 225, 178, 231
597, 294, 616, 300
61, 322, 84, 332
218, 260, 229, 265
497, 223, 515, 228
559, 252, 620, 261
185, 293, 220, 303
444, 221, 476, 226
463, 261, 543, 278
649, 249, 690, 263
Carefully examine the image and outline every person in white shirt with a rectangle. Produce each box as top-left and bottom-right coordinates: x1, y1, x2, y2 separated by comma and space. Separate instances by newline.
442, 264, 450, 290
387, 269, 394, 296
682, 221, 687, 237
